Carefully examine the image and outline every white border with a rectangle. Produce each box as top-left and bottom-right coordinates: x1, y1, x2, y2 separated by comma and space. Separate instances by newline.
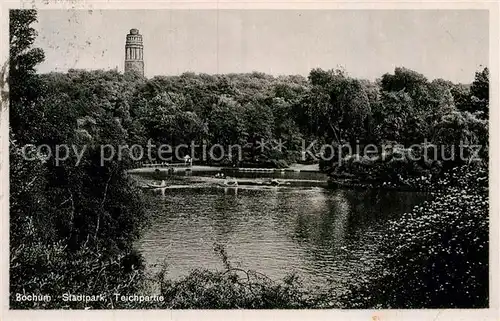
0, 1, 498, 320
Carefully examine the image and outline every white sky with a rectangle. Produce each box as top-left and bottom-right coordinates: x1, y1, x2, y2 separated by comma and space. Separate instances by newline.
33, 10, 489, 83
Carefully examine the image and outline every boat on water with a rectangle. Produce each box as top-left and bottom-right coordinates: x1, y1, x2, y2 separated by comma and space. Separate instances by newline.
218, 179, 238, 188
270, 179, 280, 186
263, 179, 291, 187
145, 180, 167, 189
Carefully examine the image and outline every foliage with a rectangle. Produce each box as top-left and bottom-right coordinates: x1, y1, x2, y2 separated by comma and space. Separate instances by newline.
27, 64, 489, 169
10, 240, 145, 309
154, 244, 332, 309
470, 67, 489, 118
341, 166, 488, 308
9, 9, 45, 142
304, 68, 372, 144
9, 10, 149, 309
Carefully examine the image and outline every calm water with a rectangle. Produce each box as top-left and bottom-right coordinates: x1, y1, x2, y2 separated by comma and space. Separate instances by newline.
135, 171, 428, 292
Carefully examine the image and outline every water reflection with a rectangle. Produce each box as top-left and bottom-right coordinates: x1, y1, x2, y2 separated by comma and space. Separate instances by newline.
137, 182, 429, 290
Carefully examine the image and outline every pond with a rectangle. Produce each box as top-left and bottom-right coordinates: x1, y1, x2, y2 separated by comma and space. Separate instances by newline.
134, 170, 429, 293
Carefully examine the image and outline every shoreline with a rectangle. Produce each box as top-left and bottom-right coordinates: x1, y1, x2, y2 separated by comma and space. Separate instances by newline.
129, 166, 433, 193
128, 163, 321, 174
326, 176, 437, 193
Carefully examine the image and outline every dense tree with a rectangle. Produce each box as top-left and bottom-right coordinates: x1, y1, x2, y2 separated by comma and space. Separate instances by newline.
9, 10, 149, 308
9, 9, 45, 143
305, 69, 371, 145
470, 67, 489, 118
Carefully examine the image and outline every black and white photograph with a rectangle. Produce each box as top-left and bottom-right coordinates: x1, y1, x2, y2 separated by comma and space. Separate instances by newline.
1, 3, 496, 317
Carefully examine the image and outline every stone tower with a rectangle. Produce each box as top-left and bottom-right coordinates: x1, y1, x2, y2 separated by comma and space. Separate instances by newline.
124, 28, 144, 76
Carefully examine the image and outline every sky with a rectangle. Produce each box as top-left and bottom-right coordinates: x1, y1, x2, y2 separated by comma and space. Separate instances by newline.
33, 10, 489, 83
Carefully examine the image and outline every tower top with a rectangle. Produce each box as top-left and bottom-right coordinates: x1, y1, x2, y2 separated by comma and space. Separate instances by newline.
124, 28, 144, 77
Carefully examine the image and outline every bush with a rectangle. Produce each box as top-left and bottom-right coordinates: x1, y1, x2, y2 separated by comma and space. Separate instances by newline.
154, 244, 333, 309
10, 242, 145, 309
341, 166, 488, 308
330, 144, 446, 186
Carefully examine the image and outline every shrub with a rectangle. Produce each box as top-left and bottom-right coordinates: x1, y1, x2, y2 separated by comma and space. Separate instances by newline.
10, 242, 145, 309
154, 244, 333, 309
341, 166, 488, 308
